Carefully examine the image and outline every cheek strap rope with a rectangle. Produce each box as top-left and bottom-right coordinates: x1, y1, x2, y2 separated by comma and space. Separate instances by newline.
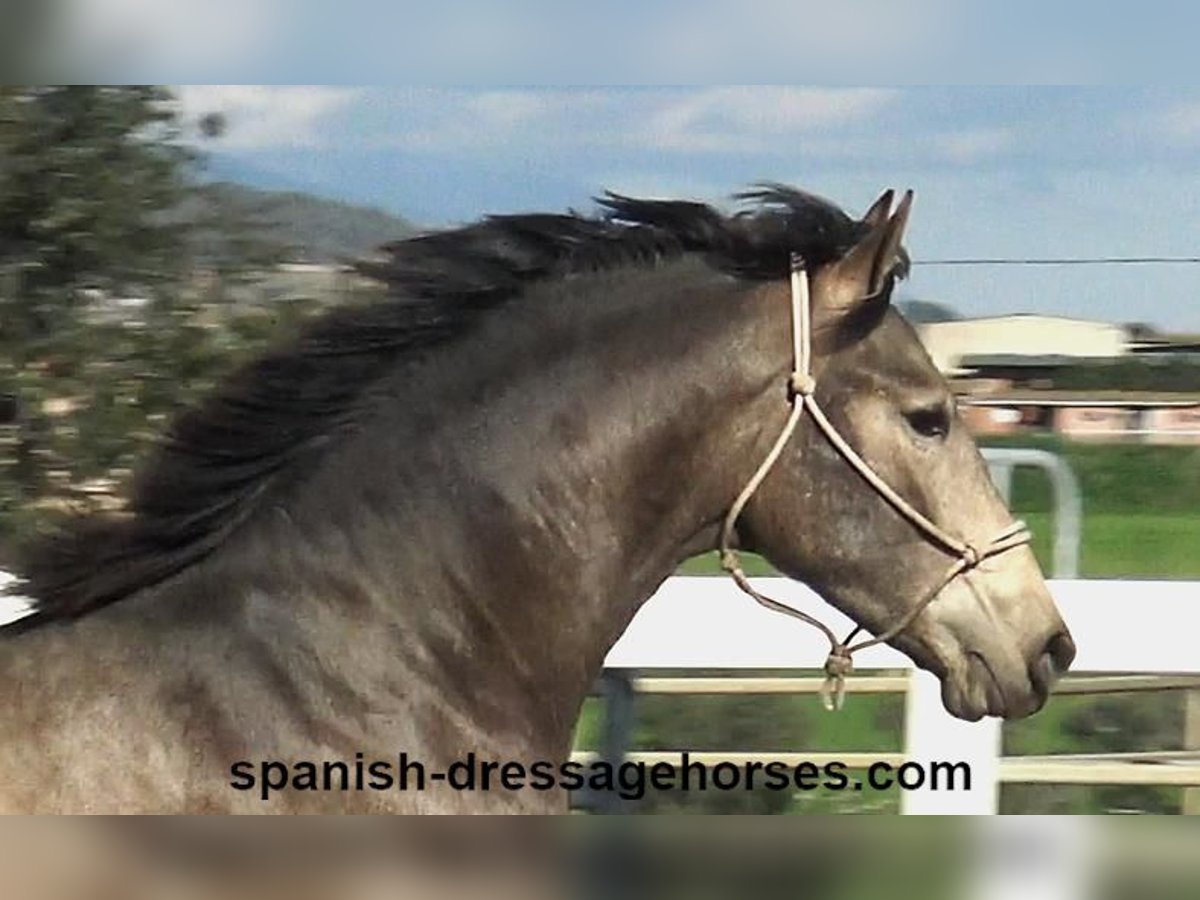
717, 254, 1031, 711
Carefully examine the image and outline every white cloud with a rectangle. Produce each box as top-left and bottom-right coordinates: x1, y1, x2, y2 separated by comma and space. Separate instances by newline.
642, 88, 897, 153
375, 89, 607, 152
1149, 101, 1200, 142
173, 86, 360, 149
930, 127, 1015, 164
466, 92, 551, 129
373, 88, 895, 158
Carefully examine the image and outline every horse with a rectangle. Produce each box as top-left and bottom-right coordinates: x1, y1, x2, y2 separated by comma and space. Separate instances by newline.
0, 184, 1074, 812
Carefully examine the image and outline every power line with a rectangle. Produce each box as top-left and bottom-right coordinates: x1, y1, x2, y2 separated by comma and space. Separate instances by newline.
914, 256, 1200, 267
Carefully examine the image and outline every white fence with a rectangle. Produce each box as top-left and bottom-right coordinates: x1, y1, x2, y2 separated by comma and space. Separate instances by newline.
604, 576, 1200, 814
600, 576, 1200, 897
0, 571, 31, 626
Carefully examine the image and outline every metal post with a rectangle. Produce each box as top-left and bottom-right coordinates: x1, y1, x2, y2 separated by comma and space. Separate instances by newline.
986, 459, 1014, 506
598, 669, 636, 811
1184, 689, 1200, 815
980, 448, 1081, 579
573, 669, 636, 814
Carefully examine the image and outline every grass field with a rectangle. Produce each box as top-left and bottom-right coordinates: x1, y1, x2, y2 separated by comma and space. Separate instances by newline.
995, 435, 1200, 579
677, 510, 1200, 579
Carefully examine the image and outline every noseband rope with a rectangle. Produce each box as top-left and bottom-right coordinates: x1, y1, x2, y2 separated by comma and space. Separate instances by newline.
718, 254, 1031, 711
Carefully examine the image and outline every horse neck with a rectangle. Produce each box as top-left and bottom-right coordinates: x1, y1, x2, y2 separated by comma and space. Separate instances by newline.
274, 265, 793, 757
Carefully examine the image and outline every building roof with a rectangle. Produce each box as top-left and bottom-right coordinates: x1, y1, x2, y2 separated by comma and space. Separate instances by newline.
1131, 340, 1200, 354
922, 313, 1128, 329
959, 390, 1200, 409
959, 354, 1126, 369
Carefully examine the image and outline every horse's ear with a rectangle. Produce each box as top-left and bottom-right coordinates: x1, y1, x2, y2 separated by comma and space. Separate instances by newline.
861, 189, 894, 229
873, 189, 913, 292
820, 189, 913, 309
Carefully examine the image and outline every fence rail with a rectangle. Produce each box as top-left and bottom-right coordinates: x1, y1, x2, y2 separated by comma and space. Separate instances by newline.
574, 671, 1200, 791
626, 674, 1200, 696
577, 670, 1200, 784
568, 750, 1200, 787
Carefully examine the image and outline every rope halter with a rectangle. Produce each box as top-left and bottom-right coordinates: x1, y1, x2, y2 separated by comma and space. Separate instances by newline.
718, 253, 1031, 711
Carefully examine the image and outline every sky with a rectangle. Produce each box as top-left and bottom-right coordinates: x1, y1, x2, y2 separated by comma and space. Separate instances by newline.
39, 2, 1200, 331
163, 86, 1200, 331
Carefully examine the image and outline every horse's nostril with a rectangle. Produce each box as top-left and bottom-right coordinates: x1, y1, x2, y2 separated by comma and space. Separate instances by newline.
1045, 631, 1076, 676
1029, 632, 1075, 701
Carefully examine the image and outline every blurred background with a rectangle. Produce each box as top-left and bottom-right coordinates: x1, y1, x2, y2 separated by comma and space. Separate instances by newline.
0, 818, 1195, 899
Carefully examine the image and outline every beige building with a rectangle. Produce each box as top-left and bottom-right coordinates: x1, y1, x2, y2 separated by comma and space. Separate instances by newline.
918, 314, 1128, 376
960, 392, 1200, 445
1054, 405, 1138, 442
1141, 406, 1200, 445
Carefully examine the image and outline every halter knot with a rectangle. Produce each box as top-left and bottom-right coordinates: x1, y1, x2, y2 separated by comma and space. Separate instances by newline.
821, 647, 854, 711
960, 544, 981, 568
788, 372, 816, 399
824, 647, 854, 679
719, 549, 741, 575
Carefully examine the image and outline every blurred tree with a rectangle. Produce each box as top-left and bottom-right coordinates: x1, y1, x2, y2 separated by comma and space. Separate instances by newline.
0, 86, 191, 354
0, 86, 292, 547
198, 111, 227, 140
0, 87, 183, 540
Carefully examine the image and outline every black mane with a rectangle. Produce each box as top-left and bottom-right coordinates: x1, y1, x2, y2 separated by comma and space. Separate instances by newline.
16, 184, 900, 620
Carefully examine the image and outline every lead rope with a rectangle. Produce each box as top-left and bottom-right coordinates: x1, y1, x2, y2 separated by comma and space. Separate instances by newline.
718, 254, 1031, 711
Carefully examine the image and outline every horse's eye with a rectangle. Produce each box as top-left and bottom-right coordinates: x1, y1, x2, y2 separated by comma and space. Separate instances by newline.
904, 404, 950, 439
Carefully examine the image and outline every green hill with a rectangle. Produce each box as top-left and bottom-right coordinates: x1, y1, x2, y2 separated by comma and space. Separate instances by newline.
176, 182, 419, 265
